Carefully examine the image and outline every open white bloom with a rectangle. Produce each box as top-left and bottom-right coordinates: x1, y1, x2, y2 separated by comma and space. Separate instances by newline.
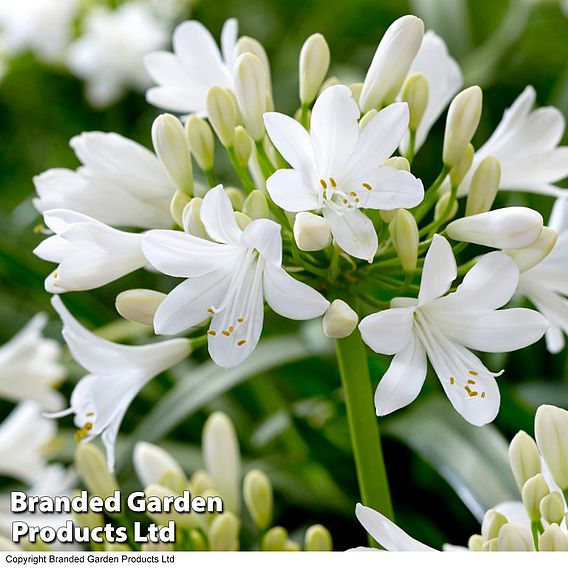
458, 86, 568, 198
142, 186, 329, 368
0, 314, 64, 411
145, 18, 238, 114
48, 296, 191, 471
359, 235, 548, 426
34, 210, 146, 293
518, 198, 568, 353
264, 85, 424, 262
33, 132, 175, 229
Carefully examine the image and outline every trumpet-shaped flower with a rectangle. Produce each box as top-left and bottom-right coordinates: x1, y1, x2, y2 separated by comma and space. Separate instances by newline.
0, 314, 65, 411
458, 86, 568, 198
48, 296, 191, 471
142, 186, 329, 368
34, 210, 147, 293
144, 18, 238, 115
359, 235, 548, 426
33, 132, 176, 229
264, 85, 424, 261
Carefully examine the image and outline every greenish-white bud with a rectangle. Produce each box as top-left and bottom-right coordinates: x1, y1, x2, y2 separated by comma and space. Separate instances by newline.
540, 492, 565, 525
507, 227, 557, 272
189, 530, 207, 551
535, 404, 568, 490
243, 469, 273, 530
539, 524, 568, 551
382, 156, 410, 172
234, 125, 253, 167
71, 490, 105, 530
186, 116, 214, 173
443, 86, 483, 168
482, 538, 499, 551
75, 444, 119, 499
182, 198, 208, 239
115, 289, 166, 327
285, 540, 300, 551
236, 36, 272, 94
190, 470, 215, 496
465, 156, 501, 216
206, 87, 237, 147
0, 535, 20, 551
261, 527, 288, 551
402, 73, 429, 131
170, 189, 191, 226
318, 76, 341, 95
225, 187, 245, 211
299, 33, 330, 105
434, 192, 458, 222
304, 524, 333, 551
208, 512, 240, 551
133, 441, 186, 489
508, 430, 542, 490
481, 509, 508, 541
522, 473, 550, 521
234, 53, 267, 141
467, 534, 484, 551
234, 211, 252, 230
349, 82, 363, 104
449, 143, 474, 188
379, 210, 398, 223
359, 109, 378, 130
497, 523, 533, 551
243, 190, 269, 219
390, 209, 419, 273
293, 211, 331, 251
152, 114, 193, 195
323, 299, 359, 339
144, 484, 196, 529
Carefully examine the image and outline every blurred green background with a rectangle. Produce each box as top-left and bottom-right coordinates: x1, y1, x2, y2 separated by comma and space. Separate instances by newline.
1, 0, 568, 550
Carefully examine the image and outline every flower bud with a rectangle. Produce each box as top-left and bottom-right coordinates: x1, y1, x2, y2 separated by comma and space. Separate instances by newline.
482, 538, 499, 551
434, 192, 458, 222
133, 441, 186, 489
349, 82, 363, 104
508, 430, 541, 490
115, 289, 166, 327
234, 211, 252, 230
170, 189, 191, 226
382, 156, 410, 172
467, 534, 484, 551
285, 540, 300, 551
293, 212, 331, 251
390, 209, 419, 273
203, 412, 241, 513
186, 116, 214, 173
540, 492, 565, 525
379, 210, 398, 223
522, 473, 550, 521
75, 444, 119, 499
402, 73, 429, 131
506, 227, 557, 272
535, 404, 568, 490
481, 509, 508, 541
144, 484, 196, 528
159, 470, 186, 494
182, 198, 208, 239
206, 87, 237, 147
305, 524, 333, 551
243, 190, 269, 219
0, 535, 20, 551
446, 207, 543, 249
323, 299, 358, 339
189, 530, 207, 551
71, 490, 105, 531
443, 86, 483, 168
359, 15, 424, 112
235, 36, 272, 94
234, 53, 267, 141
208, 511, 240, 551
299, 33, 330, 105
359, 109, 378, 130
234, 125, 253, 167
449, 143, 474, 188
190, 470, 215, 496
497, 523, 533, 551
243, 469, 273, 530
261, 527, 288, 551
539, 524, 568, 551
465, 156, 501, 216
152, 114, 193, 195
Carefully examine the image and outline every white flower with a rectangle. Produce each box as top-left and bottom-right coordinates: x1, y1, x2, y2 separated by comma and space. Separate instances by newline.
142, 186, 330, 368
48, 296, 191, 471
33, 210, 147, 293
518, 198, 568, 353
458, 86, 568, 198
264, 85, 424, 262
33, 132, 176, 229
144, 18, 238, 115
0, 314, 65, 411
359, 235, 548, 426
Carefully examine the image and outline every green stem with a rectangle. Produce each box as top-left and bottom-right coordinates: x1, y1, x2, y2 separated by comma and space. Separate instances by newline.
405, 129, 416, 165
412, 165, 450, 223
419, 183, 458, 238
299, 103, 310, 129
530, 520, 542, 550
205, 169, 217, 188
255, 140, 277, 178
227, 146, 255, 192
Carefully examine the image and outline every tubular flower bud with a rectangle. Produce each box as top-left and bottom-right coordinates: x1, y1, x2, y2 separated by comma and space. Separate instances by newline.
234, 53, 267, 141
382, 156, 410, 172
75, 444, 119, 500
236, 36, 272, 94
434, 192, 458, 222
481, 509, 508, 541
261, 527, 288, 551
144, 484, 198, 529
234, 125, 253, 167
186, 116, 214, 173
359, 15, 424, 112
243, 190, 269, 219
152, 114, 194, 196
115, 289, 167, 327
225, 187, 245, 210
190, 470, 215, 496
349, 82, 363, 104
293, 212, 331, 251
243, 469, 273, 530
521, 473, 550, 521
305, 525, 333, 551
506, 227, 557, 272
508, 430, 542, 490
206, 87, 237, 147
539, 524, 568, 551
318, 76, 341, 95
535, 404, 568, 490
170, 190, 191, 226
359, 109, 378, 130
299, 33, 331, 105
189, 530, 207, 551
133, 441, 186, 489
182, 198, 208, 239
208, 511, 240, 551
72, 490, 105, 530
446, 207, 543, 249
449, 143, 474, 188
482, 538, 499, 551
402, 73, 429, 131
379, 210, 398, 223
540, 492, 565, 525
390, 209, 419, 273
234, 211, 252, 230
498, 524, 533, 551
468, 535, 484, 551
443, 86, 483, 168
465, 156, 501, 216
323, 299, 359, 339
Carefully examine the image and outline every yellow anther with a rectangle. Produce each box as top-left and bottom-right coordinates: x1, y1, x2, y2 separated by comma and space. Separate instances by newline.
86, 412, 95, 417
469, 370, 478, 376
208, 330, 217, 336
349, 191, 357, 196
222, 330, 231, 337
53, 272, 58, 278
237, 317, 245, 323
84, 422, 93, 430
481, 392, 486, 398
33, 224, 45, 234
229, 326, 234, 332
362, 183, 372, 191
355, 198, 360, 203
207, 307, 215, 314
329, 177, 337, 187
467, 379, 476, 385
469, 391, 478, 397
237, 339, 247, 346
320, 179, 328, 189
342, 199, 348, 204
464, 385, 472, 394
449, 376, 455, 385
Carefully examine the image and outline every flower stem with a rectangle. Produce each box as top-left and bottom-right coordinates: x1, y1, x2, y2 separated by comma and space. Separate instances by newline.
227, 146, 256, 192
255, 139, 277, 178
413, 165, 450, 223
205, 169, 217, 188
299, 103, 310, 129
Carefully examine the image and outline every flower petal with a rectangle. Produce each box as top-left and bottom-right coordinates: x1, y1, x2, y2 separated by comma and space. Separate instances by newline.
240, 218, 283, 265
200, 185, 243, 244
221, 18, 238, 69
265, 169, 320, 213
359, 307, 415, 355
358, 167, 424, 211
418, 234, 456, 305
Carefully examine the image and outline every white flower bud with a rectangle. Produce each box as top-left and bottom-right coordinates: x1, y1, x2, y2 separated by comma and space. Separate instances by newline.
261, 527, 288, 551
234, 53, 267, 141
293, 212, 331, 251
182, 198, 208, 239
359, 15, 424, 112
190, 470, 215, 496
285, 540, 301, 551
539, 524, 568, 551
482, 538, 499, 551
305, 525, 333, 551
349, 82, 363, 104
243, 469, 273, 530
225, 187, 245, 210
235, 36, 272, 94
449, 143, 474, 188
379, 209, 398, 223
75, 444, 119, 499
203, 412, 241, 513
115, 289, 167, 327
446, 207, 543, 249
508, 430, 541, 490
402, 73, 429, 131
359, 109, 378, 130
186, 116, 214, 173
72, 489, 105, 530
497, 523, 533, 551
234, 125, 253, 167
468, 534, 484, 551
382, 156, 410, 172
481, 509, 509, 541
133, 441, 186, 489
434, 192, 458, 222
506, 227, 557, 272
152, 114, 193, 195
465, 156, 501, 216
234, 211, 252, 230
318, 76, 341, 95
188, 530, 207, 551
206, 86, 237, 147
540, 492, 565, 525
170, 189, 191, 226
299, 33, 331, 105
443, 86, 483, 168
390, 209, 419, 273
522, 473, 550, 521
145, 484, 196, 529
535, 404, 568, 490
243, 190, 269, 219
208, 511, 240, 551
323, 299, 358, 339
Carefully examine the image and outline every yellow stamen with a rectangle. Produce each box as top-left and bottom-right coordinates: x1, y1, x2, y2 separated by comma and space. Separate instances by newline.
320, 179, 327, 189
222, 330, 230, 337
362, 183, 372, 191
469, 370, 478, 376
449, 376, 455, 385
329, 177, 337, 187
467, 379, 476, 385
237, 339, 247, 346
208, 330, 217, 336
